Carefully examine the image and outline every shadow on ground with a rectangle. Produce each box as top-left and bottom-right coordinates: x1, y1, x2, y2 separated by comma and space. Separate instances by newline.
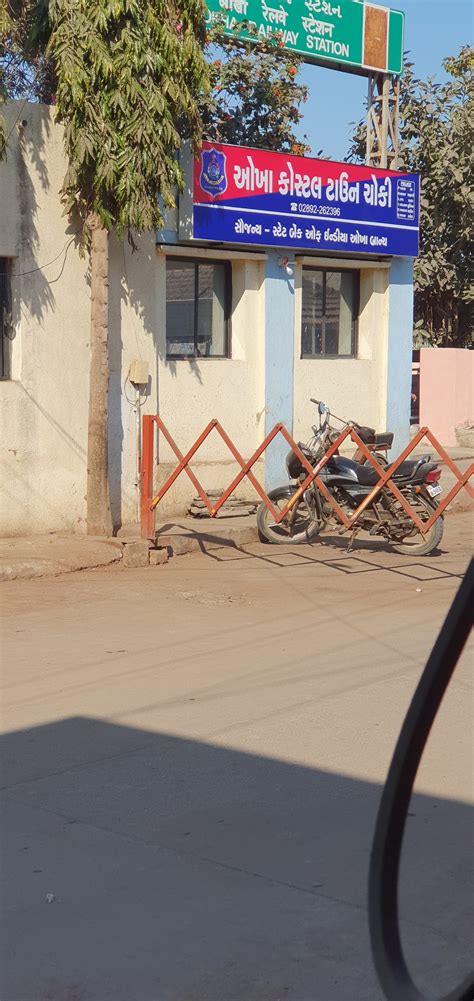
157, 525, 463, 582
1, 717, 472, 1001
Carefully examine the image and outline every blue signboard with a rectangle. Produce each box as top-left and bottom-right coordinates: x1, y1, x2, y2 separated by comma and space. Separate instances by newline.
191, 142, 420, 257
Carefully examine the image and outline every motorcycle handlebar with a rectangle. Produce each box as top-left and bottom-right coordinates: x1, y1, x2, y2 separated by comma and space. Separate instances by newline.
310, 397, 361, 431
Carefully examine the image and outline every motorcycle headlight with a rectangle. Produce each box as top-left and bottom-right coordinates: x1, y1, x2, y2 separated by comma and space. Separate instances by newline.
286, 451, 303, 478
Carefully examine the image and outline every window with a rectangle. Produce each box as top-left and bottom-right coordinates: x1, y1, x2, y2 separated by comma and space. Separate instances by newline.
1, 258, 13, 379
166, 257, 231, 358
301, 268, 358, 358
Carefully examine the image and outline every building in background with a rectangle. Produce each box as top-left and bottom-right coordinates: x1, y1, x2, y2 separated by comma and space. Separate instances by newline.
1, 103, 416, 535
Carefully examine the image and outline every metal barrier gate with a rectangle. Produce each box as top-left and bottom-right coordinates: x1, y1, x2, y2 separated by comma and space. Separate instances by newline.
140, 415, 474, 540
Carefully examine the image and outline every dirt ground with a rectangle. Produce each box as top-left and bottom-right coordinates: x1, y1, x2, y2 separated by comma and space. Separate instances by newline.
1, 512, 473, 1001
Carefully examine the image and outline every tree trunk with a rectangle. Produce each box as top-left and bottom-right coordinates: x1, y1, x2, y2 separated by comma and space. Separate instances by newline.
87, 213, 113, 536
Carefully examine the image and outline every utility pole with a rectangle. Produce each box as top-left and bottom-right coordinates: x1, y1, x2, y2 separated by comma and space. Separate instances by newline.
366, 73, 400, 169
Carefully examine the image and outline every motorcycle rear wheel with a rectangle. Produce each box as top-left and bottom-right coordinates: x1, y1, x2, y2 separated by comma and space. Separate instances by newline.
390, 495, 444, 556
257, 486, 320, 544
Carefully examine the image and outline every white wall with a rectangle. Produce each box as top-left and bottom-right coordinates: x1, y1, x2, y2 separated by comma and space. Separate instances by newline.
0, 104, 91, 535
153, 252, 266, 516
292, 262, 391, 445
0, 101, 411, 535
0, 103, 268, 532
0, 104, 159, 534
108, 232, 160, 528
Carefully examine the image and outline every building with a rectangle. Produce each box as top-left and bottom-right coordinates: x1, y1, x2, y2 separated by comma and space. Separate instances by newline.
0, 102, 416, 536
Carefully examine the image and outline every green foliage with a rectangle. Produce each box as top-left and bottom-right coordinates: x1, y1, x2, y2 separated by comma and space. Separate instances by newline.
0, 1, 55, 127
1, 2, 209, 236
2, 3, 309, 221
0, 0, 17, 158
348, 48, 473, 348
0, 0, 14, 159
202, 25, 310, 154
46, 0, 209, 240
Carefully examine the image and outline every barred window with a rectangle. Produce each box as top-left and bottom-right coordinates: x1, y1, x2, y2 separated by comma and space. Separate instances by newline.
301, 268, 358, 358
1, 258, 13, 379
166, 258, 231, 359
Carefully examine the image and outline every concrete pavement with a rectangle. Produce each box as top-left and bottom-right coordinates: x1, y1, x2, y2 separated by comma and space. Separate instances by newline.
1, 513, 473, 1001
1, 444, 472, 582
0, 533, 122, 581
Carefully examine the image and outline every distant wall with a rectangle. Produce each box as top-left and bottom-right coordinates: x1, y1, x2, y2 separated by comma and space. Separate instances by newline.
0, 102, 158, 535
1, 100, 416, 535
293, 263, 394, 448
153, 251, 266, 515
419, 348, 473, 446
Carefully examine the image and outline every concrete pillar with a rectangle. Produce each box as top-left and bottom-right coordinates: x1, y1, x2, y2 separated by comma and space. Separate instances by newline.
264, 252, 295, 490
386, 257, 414, 457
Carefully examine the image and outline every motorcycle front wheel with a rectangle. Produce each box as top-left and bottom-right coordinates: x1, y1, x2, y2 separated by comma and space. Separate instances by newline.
257, 486, 320, 544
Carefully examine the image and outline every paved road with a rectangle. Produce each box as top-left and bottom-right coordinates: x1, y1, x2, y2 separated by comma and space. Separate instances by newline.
1, 514, 473, 1001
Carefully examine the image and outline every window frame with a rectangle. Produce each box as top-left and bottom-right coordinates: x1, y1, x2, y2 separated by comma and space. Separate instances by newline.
301, 266, 359, 360
165, 255, 232, 360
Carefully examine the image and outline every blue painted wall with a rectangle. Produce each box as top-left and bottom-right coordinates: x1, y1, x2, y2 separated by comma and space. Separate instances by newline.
386, 257, 414, 458
157, 229, 178, 245
264, 252, 295, 490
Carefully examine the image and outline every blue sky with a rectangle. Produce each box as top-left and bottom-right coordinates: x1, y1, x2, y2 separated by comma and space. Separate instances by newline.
298, 0, 473, 161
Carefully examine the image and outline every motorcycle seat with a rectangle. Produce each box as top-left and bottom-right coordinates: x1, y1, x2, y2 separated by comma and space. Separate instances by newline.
356, 465, 383, 485
355, 457, 431, 486
374, 432, 394, 448
355, 425, 376, 444
391, 459, 423, 478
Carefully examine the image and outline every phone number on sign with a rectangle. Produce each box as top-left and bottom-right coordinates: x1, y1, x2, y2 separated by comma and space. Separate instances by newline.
294, 204, 341, 216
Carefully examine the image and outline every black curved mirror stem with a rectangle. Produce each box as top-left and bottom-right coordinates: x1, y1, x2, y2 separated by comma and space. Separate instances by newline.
369, 558, 474, 1001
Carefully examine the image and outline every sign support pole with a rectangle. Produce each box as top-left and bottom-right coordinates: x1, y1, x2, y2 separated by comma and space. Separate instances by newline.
366, 73, 400, 169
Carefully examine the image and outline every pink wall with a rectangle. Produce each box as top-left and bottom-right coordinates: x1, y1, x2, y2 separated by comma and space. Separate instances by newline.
419, 348, 473, 446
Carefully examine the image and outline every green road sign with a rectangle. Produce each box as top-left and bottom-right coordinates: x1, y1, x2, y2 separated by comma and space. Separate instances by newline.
205, 0, 404, 76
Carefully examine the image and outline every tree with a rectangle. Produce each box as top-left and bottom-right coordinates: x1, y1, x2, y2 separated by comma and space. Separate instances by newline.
0, 5, 7, 159
1, 0, 209, 535
1, 5, 311, 534
0, 1, 55, 107
1, 0, 56, 164
348, 48, 473, 348
202, 26, 311, 154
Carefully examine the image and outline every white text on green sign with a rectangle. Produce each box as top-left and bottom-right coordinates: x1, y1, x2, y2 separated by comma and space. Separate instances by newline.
205, 0, 404, 76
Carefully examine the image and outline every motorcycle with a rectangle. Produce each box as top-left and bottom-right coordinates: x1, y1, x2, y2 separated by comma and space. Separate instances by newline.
257, 399, 444, 556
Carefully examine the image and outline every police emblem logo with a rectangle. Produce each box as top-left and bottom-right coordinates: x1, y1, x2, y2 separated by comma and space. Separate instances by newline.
199, 148, 227, 198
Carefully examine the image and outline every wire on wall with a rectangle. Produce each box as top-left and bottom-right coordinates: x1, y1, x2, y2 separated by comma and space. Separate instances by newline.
10, 236, 78, 282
